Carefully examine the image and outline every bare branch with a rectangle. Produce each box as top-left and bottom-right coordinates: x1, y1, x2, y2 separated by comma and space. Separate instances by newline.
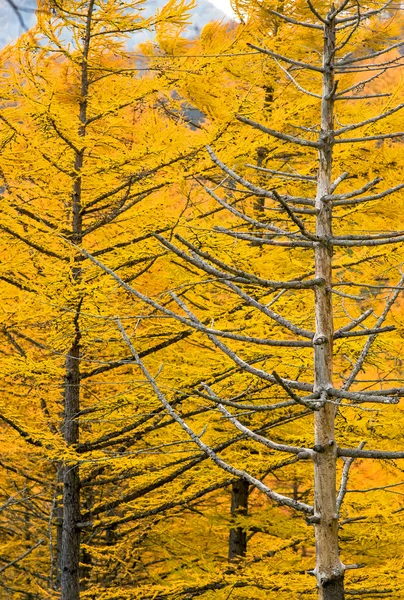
329, 177, 381, 200
262, 5, 322, 29
334, 102, 404, 137
334, 326, 395, 339
245, 164, 316, 182
247, 42, 324, 73
216, 401, 315, 456
198, 181, 297, 236
274, 58, 322, 98
173, 234, 322, 289
214, 227, 314, 248
235, 117, 322, 149
116, 319, 314, 515
338, 447, 404, 459
334, 309, 373, 335
337, 442, 365, 511
272, 189, 319, 241
335, 132, 404, 144
337, 40, 404, 66
330, 171, 350, 192
336, 70, 387, 97
336, 0, 394, 23
216, 279, 315, 339
272, 370, 323, 410
333, 183, 404, 206
343, 274, 404, 391
306, 0, 329, 23
203, 151, 315, 206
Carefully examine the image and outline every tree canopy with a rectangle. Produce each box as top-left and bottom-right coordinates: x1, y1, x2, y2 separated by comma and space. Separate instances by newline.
1, 1, 404, 599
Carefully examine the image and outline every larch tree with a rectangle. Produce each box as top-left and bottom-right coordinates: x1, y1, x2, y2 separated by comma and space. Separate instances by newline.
83, 0, 404, 598
0, 0, 226, 598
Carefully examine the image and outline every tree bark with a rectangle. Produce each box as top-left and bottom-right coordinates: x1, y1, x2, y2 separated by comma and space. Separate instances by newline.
61, 334, 81, 600
313, 13, 344, 600
228, 478, 249, 560
55, 463, 64, 589
60, 4, 94, 599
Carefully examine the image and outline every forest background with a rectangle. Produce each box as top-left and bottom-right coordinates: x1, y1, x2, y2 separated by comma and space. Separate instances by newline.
1, 0, 404, 599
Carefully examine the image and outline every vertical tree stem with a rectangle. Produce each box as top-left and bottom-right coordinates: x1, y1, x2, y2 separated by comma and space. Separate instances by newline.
60, 3, 95, 599
313, 11, 344, 600
228, 479, 249, 560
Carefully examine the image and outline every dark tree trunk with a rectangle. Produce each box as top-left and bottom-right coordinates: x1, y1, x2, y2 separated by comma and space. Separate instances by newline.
55, 463, 64, 589
61, 337, 81, 600
228, 479, 249, 561
59, 4, 94, 599
322, 577, 345, 600
254, 146, 268, 217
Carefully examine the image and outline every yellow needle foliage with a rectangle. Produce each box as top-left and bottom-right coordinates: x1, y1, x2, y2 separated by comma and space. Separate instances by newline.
1, 0, 404, 599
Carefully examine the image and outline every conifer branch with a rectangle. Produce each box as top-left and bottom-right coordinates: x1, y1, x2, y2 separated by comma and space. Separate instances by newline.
343, 274, 404, 390
333, 183, 404, 206
115, 319, 314, 515
334, 102, 404, 136
246, 42, 324, 73
0, 413, 44, 447
205, 147, 315, 206
0, 540, 44, 575
214, 227, 314, 248
337, 442, 365, 511
235, 117, 322, 148
174, 234, 322, 288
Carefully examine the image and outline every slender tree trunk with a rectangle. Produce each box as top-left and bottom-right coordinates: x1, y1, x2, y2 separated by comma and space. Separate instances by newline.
55, 463, 64, 589
254, 146, 268, 217
60, 4, 94, 599
61, 331, 81, 600
228, 479, 249, 560
313, 12, 344, 600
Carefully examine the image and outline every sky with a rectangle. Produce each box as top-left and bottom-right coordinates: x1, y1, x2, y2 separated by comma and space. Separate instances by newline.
0, 0, 236, 46
210, 0, 235, 17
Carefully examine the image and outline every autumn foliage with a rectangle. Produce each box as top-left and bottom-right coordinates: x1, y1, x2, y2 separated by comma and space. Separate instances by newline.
1, 0, 404, 599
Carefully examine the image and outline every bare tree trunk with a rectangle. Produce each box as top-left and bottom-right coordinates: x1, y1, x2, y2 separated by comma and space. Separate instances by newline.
60, 4, 94, 599
313, 13, 344, 600
254, 146, 268, 217
228, 479, 249, 560
61, 331, 81, 600
55, 463, 63, 589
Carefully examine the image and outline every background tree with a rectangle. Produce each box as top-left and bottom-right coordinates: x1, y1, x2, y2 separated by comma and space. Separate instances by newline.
0, 0, 217, 597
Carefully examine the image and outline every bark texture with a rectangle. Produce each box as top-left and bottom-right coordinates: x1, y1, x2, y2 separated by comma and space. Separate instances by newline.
61, 338, 81, 600
313, 13, 344, 600
60, 4, 94, 598
228, 478, 249, 560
